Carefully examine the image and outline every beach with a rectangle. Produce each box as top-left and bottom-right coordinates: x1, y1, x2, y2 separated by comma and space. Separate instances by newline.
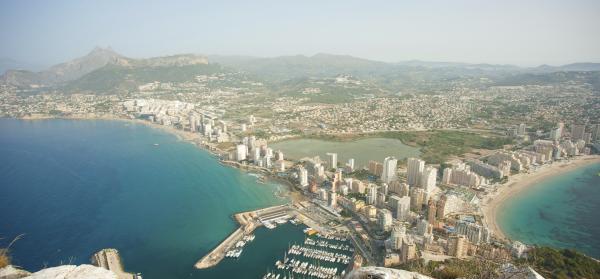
481, 155, 600, 240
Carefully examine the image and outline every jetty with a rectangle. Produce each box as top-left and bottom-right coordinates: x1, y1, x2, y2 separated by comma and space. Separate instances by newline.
194, 204, 292, 269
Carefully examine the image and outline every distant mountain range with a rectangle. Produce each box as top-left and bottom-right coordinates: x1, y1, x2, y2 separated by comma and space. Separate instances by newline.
2, 47, 599, 93
0, 58, 46, 74
0, 47, 209, 89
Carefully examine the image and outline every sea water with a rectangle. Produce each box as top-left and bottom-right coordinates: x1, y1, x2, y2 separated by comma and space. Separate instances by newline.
0, 119, 306, 278
497, 162, 600, 259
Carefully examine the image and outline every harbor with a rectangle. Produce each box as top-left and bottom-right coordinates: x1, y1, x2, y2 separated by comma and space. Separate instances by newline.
194, 200, 357, 279
194, 204, 293, 269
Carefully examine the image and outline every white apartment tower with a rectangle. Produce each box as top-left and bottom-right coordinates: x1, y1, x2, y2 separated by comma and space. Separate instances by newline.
407, 158, 425, 187
381, 156, 398, 183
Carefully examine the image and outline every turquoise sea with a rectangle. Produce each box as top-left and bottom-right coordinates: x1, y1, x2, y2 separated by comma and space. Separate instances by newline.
497, 162, 600, 259
0, 119, 309, 278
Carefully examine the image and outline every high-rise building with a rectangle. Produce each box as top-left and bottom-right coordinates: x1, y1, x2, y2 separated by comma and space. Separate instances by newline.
400, 183, 410, 197
550, 127, 562, 141
189, 115, 196, 132
390, 223, 406, 250
313, 163, 325, 178
591, 124, 600, 141
417, 218, 431, 236
427, 198, 437, 225
456, 220, 490, 245
401, 240, 417, 263
381, 157, 398, 183
235, 144, 247, 161
377, 191, 386, 208
309, 179, 318, 193
442, 164, 481, 188
275, 150, 284, 161
420, 166, 437, 193
332, 169, 343, 192
329, 192, 337, 208
326, 153, 338, 169
396, 196, 411, 221
448, 235, 468, 258
571, 124, 586, 141
347, 158, 355, 172
275, 160, 285, 172
203, 123, 212, 136
410, 188, 425, 212
377, 209, 393, 232
298, 166, 308, 187
263, 156, 272, 168
436, 195, 447, 219
368, 160, 383, 176
252, 148, 261, 162
318, 188, 328, 201
466, 159, 504, 179
407, 158, 425, 187
352, 180, 366, 194
366, 184, 378, 205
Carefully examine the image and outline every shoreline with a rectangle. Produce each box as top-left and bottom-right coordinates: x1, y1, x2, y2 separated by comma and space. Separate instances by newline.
481, 155, 600, 241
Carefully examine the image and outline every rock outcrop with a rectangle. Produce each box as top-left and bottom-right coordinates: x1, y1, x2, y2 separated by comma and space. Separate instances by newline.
0, 264, 117, 279
346, 266, 434, 279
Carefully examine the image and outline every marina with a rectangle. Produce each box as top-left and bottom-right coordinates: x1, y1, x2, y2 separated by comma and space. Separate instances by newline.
261, 233, 355, 279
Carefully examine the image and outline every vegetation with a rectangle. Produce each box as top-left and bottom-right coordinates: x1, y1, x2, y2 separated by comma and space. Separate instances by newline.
522, 247, 600, 279
398, 258, 503, 279
66, 63, 230, 93
0, 234, 23, 269
348, 169, 373, 181
346, 192, 366, 202
0, 249, 8, 268
376, 130, 513, 164
398, 247, 600, 279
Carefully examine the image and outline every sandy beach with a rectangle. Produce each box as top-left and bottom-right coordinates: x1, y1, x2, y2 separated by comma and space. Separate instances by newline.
481, 155, 600, 240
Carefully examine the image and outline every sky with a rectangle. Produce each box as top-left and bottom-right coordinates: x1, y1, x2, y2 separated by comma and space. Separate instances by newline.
1, 0, 599, 68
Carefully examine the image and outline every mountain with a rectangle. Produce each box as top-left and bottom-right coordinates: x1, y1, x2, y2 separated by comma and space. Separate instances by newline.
1, 47, 126, 87
0, 47, 210, 89
556, 62, 600, 72
209, 53, 390, 82
3, 48, 599, 93
0, 58, 45, 75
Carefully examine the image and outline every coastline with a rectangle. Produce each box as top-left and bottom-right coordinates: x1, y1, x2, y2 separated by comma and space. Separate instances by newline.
481, 155, 600, 241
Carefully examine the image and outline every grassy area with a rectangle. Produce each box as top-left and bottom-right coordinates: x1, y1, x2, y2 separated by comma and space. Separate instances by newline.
375, 130, 513, 164
520, 247, 600, 279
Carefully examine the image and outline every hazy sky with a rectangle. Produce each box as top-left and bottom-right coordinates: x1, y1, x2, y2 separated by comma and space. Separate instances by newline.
1, 0, 599, 67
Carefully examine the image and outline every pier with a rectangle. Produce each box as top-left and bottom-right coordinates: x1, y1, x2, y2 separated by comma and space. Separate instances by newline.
194, 204, 292, 269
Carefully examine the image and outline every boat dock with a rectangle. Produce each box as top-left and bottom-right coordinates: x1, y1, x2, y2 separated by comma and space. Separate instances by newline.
194, 204, 292, 269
